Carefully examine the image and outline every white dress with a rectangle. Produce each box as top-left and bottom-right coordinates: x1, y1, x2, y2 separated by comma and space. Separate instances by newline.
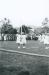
41, 34, 45, 42
44, 35, 49, 44
4, 35, 7, 40
16, 34, 26, 44
38, 35, 42, 42
20, 35, 26, 44
16, 34, 21, 44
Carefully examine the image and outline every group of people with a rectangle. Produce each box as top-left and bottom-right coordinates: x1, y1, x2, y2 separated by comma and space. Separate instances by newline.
38, 33, 49, 49
16, 32, 27, 48
16, 31, 49, 49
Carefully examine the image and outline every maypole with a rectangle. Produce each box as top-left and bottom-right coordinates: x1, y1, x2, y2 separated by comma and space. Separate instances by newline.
21, 25, 22, 35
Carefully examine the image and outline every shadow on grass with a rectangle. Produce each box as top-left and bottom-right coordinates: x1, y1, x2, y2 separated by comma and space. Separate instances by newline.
0, 63, 48, 75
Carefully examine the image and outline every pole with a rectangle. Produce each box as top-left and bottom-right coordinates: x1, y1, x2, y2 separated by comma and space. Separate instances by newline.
21, 25, 22, 35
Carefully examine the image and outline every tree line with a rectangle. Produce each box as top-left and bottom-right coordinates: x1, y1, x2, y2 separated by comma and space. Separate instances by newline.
1, 17, 49, 35
0, 18, 30, 35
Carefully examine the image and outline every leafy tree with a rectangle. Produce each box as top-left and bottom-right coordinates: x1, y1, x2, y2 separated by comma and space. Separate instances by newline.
1, 18, 13, 34
42, 17, 49, 33
42, 17, 49, 26
13, 28, 17, 34
8, 28, 17, 34
20, 25, 29, 34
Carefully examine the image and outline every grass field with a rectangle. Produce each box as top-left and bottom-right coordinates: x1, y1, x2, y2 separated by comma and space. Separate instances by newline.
0, 40, 49, 75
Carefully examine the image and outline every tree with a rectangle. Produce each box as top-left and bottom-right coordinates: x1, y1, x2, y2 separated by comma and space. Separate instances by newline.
1, 18, 13, 34
41, 17, 49, 33
13, 28, 17, 34
8, 28, 17, 34
0, 18, 17, 41
42, 17, 49, 27
20, 25, 29, 34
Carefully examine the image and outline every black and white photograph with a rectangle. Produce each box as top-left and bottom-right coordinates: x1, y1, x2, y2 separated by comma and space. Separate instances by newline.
0, 0, 49, 75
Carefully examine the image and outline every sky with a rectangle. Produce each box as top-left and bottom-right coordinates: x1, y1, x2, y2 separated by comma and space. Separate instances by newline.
0, 0, 49, 27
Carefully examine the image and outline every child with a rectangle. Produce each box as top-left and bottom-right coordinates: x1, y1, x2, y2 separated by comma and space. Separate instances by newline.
44, 33, 49, 49
38, 34, 42, 42
16, 32, 27, 48
41, 34, 45, 43
16, 33, 21, 48
21, 32, 26, 48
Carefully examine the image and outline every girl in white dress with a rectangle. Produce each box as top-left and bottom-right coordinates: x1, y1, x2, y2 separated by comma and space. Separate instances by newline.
16, 33, 21, 48
4, 35, 6, 41
44, 34, 49, 44
44, 33, 49, 49
21, 32, 26, 48
16, 32, 26, 48
38, 34, 42, 42
41, 34, 45, 43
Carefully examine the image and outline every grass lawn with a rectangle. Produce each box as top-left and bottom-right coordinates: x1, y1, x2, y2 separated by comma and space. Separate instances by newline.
0, 40, 49, 75
0, 40, 49, 55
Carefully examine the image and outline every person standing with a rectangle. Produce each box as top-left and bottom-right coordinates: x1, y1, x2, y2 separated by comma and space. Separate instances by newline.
21, 32, 26, 48
16, 33, 21, 48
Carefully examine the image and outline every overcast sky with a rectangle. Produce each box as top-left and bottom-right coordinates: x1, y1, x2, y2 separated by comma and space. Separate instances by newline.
0, 0, 49, 27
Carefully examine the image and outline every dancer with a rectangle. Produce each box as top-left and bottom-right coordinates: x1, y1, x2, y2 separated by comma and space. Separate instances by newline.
21, 32, 26, 48
44, 33, 49, 49
16, 32, 21, 48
